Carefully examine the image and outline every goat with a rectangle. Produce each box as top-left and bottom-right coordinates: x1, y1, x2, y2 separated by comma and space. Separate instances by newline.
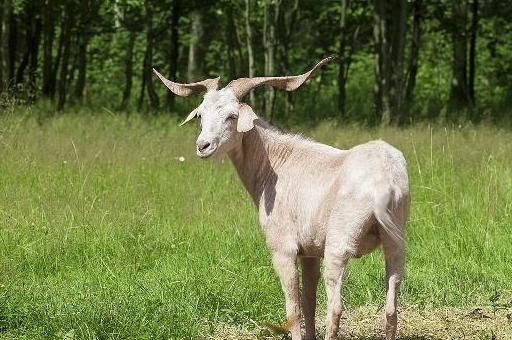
153, 57, 410, 340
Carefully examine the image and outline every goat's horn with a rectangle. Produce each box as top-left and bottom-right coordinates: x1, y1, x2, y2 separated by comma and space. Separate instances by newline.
152, 68, 220, 96
226, 56, 337, 100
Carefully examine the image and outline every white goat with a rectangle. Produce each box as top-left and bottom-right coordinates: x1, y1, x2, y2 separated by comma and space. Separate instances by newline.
154, 57, 410, 340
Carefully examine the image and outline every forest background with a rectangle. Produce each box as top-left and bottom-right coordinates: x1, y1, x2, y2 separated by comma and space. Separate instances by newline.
1, 0, 511, 126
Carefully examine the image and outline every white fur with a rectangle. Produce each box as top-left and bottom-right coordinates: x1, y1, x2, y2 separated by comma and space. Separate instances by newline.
192, 88, 410, 340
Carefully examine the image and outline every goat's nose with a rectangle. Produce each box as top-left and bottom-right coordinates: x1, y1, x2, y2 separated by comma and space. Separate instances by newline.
197, 140, 211, 152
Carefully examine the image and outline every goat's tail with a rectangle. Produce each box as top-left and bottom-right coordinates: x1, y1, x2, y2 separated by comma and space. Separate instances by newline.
373, 184, 408, 245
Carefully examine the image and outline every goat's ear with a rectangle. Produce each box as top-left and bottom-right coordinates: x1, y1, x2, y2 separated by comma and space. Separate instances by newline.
237, 103, 258, 132
180, 108, 198, 126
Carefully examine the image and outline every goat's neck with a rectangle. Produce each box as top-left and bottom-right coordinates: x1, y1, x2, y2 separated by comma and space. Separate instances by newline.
228, 123, 290, 206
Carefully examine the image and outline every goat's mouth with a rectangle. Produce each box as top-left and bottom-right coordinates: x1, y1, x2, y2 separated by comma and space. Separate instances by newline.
197, 144, 217, 159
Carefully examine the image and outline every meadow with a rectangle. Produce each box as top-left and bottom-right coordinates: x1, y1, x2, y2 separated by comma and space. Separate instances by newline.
0, 109, 511, 339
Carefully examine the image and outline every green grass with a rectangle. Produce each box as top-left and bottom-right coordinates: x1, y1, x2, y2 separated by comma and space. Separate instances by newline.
0, 109, 511, 339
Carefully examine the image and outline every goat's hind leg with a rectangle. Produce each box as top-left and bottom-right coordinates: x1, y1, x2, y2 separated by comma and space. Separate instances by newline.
380, 218, 406, 339
323, 201, 375, 340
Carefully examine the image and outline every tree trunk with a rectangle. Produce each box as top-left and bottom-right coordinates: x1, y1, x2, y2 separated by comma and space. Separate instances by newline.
0, 30, 1, 91
0, 0, 12, 91
137, 52, 147, 111
57, 7, 74, 110
187, 8, 206, 82
388, 0, 407, 125
16, 53, 29, 86
277, 0, 298, 118
166, 0, 179, 112
28, 14, 42, 102
245, 0, 255, 107
263, 0, 277, 121
16, 23, 30, 85
338, 0, 348, 117
42, 0, 55, 97
16, 3, 42, 99
226, 6, 238, 80
449, 2, 469, 116
373, 0, 390, 124
8, 13, 17, 88
74, 32, 88, 102
120, 30, 136, 110
373, 0, 407, 125
51, 18, 66, 99
404, 0, 422, 115
144, 0, 159, 112
468, 0, 478, 107
67, 36, 78, 90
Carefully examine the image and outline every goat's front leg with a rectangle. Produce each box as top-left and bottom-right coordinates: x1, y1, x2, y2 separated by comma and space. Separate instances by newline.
300, 257, 320, 340
324, 250, 349, 340
272, 251, 301, 340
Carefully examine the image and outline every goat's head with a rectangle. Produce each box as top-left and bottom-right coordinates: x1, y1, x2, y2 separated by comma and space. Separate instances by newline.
153, 56, 336, 158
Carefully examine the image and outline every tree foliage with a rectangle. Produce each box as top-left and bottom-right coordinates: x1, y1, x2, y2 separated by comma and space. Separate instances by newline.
1, 0, 512, 125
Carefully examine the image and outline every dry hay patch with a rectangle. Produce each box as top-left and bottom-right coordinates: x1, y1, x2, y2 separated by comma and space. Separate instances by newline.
342, 305, 511, 339
200, 305, 512, 340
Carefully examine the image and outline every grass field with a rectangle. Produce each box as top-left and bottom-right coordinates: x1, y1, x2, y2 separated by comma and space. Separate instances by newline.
0, 109, 511, 339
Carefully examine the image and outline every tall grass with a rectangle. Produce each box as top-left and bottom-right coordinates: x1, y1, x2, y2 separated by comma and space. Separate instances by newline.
0, 109, 511, 339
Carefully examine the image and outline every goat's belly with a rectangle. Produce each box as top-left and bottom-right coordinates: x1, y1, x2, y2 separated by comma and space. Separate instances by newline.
298, 246, 324, 258
297, 234, 326, 258
353, 224, 381, 258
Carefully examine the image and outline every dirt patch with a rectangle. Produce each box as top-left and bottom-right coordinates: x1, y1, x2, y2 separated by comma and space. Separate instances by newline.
199, 305, 512, 339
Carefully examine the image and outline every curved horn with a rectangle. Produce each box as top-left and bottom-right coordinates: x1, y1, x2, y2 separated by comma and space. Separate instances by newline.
227, 56, 337, 99
152, 68, 220, 96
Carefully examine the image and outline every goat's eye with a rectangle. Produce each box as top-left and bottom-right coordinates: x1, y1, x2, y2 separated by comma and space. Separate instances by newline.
226, 114, 237, 121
